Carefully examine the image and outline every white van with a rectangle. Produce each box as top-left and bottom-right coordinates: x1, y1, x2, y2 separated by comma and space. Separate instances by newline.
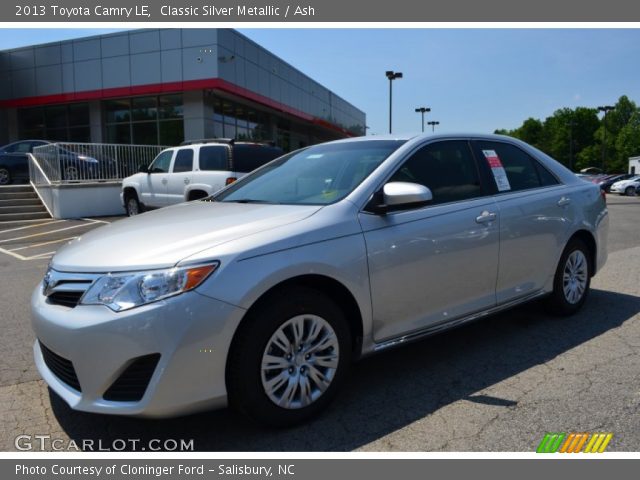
121, 139, 284, 215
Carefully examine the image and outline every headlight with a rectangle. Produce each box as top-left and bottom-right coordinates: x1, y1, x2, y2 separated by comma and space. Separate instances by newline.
80, 263, 218, 311
77, 155, 99, 164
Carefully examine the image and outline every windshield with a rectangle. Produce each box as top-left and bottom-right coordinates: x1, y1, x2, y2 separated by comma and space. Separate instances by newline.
214, 140, 406, 205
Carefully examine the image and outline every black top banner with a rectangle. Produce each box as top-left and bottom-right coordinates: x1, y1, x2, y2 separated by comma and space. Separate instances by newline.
4, 0, 640, 22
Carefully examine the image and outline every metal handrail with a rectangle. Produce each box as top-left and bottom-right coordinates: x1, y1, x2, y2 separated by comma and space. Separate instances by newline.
31, 142, 168, 184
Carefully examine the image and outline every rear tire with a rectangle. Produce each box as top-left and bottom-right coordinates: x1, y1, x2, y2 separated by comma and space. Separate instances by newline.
0, 167, 10, 185
227, 287, 352, 427
125, 192, 143, 216
545, 238, 592, 316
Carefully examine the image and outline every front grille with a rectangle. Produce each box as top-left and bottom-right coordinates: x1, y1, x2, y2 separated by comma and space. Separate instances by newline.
43, 270, 99, 308
47, 291, 83, 308
103, 354, 161, 402
39, 341, 82, 392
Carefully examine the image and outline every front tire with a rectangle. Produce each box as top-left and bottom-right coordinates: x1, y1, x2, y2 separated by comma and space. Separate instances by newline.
625, 186, 635, 196
227, 287, 352, 427
125, 193, 143, 216
545, 238, 592, 316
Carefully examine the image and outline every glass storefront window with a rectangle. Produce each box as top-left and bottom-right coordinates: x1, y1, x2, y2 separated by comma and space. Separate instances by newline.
103, 94, 184, 145
44, 106, 67, 129
132, 122, 158, 145
132, 97, 157, 122
159, 94, 183, 119
106, 123, 131, 144
105, 99, 131, 123
17, 103, 90, 142
159, 120, 184, 146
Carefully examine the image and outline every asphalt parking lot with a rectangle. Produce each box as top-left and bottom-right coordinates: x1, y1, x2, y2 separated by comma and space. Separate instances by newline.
1, 195, 639, 452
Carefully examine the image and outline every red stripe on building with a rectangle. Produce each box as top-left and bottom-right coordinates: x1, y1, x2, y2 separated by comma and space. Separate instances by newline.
0, 78, 355, 137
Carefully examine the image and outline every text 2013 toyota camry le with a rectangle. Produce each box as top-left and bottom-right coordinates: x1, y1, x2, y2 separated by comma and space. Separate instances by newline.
31, 134, 608, 426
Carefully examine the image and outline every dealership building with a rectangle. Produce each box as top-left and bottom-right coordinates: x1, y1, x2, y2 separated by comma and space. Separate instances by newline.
0, 28, 365, 151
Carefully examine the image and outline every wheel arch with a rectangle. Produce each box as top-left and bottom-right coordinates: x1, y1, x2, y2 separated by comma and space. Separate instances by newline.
122, 186, 139, 199
228, 274, 364, 363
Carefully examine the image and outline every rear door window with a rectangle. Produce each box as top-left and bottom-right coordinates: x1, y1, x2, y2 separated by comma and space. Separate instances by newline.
198, 146, 229, 171
474, 141, 558, 192
172, 149, 194, 173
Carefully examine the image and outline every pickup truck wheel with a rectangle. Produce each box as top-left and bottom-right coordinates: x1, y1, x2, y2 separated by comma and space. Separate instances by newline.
125, 194, 142, 216
0, 167, 10, 185
545, 238, 592, 316
227, 287, 351, 427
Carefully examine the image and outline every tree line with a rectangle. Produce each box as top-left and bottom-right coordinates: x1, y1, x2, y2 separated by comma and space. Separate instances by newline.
494, 95, 640, 173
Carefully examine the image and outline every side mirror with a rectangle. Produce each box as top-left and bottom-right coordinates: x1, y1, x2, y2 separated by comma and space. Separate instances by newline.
370, 182, 433, 214
138, 165, 150, 173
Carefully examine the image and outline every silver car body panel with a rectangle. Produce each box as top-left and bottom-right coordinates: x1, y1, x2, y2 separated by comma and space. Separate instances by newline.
32, 133, 608, 417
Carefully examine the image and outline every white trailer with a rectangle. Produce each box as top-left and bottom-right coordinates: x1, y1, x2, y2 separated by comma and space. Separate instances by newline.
629, 156, 640, 175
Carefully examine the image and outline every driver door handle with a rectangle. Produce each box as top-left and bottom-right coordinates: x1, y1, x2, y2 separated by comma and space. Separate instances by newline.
475, 210, 497, 224
557, 196, 571, 207
161, 178, 168, 185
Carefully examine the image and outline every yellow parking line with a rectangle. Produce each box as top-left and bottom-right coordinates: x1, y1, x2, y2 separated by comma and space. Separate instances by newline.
8, 236, 77, 252
0, 219, 65, 234
0, 246, 27, 260
81, 217, 110, 224
25, 251, 56, 260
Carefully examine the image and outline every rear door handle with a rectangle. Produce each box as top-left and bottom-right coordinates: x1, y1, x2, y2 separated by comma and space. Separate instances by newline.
557, 196, 571, 207
161, 178, 168, 185
184, 178, 190, 185
475, 210, 497, 224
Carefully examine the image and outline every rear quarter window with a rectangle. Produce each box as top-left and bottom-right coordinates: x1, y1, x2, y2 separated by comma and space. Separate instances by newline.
198, 146, 229, 171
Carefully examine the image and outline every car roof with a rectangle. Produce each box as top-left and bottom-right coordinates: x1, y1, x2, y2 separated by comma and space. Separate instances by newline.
324, 132, 538, 144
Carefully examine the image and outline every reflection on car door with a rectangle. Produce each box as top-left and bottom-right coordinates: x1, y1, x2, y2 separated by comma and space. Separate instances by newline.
142, 149, 173, 208
359, 140, 500, 342
471, 140, 572, 304
166, 148, 195, 205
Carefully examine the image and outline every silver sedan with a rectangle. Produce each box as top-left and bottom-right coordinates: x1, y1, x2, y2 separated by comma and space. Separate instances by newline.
31, 134, 608, 426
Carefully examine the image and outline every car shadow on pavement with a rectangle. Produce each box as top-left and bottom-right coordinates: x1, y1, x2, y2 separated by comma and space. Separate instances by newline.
50, 288, 640, 451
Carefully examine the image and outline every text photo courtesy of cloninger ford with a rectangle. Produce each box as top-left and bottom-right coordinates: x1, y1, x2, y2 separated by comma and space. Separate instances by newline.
1, 27, 640, 453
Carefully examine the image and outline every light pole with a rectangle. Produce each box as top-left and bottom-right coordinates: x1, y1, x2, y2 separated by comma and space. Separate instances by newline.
415, 107, 431, 132
598, 105, 614, 172
385, 71, 403, 134
427, 120, 440, 132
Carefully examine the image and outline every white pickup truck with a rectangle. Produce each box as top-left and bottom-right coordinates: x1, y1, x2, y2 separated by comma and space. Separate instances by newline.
121, 139, 284, 215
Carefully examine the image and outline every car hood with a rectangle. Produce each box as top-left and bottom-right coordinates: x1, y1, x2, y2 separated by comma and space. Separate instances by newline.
52, 201, 322, 272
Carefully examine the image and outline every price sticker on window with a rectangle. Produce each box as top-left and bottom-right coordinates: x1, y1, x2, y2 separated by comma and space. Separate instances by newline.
482, 150, 511, 191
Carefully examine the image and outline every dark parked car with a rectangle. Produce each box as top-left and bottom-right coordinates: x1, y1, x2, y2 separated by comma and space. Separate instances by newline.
0, 153, 29, 185
0, 140, 100, 181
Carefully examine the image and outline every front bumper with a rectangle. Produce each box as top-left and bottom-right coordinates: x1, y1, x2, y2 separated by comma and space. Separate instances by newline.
31, 283, 246, 417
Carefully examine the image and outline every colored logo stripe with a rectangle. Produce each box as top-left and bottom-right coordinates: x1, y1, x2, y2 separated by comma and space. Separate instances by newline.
536, 433, 566, 453
537, 433, 613, 453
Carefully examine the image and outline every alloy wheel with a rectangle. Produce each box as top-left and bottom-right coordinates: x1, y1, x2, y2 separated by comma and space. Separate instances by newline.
260, 314, 339, 409
563, 250, 588, 304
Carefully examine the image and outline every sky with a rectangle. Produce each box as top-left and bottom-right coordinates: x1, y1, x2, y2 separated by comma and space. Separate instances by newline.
2, 28, 640, 136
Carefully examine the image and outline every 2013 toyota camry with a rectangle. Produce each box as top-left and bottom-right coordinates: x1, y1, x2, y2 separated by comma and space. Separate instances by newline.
31, 134, 608, 426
